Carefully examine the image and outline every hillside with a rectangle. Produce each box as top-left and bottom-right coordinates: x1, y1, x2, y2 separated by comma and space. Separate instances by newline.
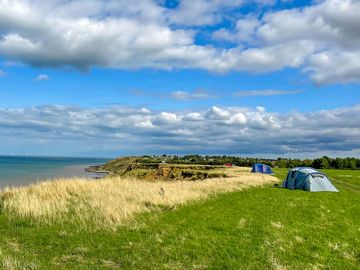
87, 157, 229, 181
0, 168, 358, 269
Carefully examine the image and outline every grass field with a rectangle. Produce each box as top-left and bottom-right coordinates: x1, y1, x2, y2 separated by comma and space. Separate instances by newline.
0, 168, 359, 269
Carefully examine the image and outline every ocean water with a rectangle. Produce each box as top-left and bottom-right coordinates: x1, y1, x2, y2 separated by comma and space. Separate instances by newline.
0, 156, 109, 188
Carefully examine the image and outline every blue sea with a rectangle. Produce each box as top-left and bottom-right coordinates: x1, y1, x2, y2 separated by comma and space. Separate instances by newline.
0, 156, 109, 188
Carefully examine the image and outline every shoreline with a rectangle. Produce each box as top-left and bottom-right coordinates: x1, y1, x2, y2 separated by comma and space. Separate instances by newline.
0, 157, 110, 189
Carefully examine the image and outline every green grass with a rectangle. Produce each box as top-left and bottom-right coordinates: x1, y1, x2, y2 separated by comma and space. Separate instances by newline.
0, 169, 359, 269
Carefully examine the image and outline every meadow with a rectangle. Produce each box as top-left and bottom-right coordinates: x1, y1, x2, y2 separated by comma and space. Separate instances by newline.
0, 168, 359, 269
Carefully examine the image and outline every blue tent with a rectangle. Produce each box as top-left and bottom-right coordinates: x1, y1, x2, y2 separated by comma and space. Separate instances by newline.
251, 163, 273, 174
282, 167, 338, 192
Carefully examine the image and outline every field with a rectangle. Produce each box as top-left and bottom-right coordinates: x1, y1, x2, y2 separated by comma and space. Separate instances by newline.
0, 168, 359, 269
0, 167, 275, 230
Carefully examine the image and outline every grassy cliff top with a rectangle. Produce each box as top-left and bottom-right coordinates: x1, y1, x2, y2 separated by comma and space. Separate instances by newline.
0, 168, 359, 269
92, 156, 231, 181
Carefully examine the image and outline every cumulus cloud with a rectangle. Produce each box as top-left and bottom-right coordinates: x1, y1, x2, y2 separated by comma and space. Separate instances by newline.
1, 104, 360, 156
0, 0, 359, 84
234, 89, 302, 97
307, 51, 360, 85
213, 15, 261, 44
215, 0, 360, 84
34, 74, 50, 81
153, 112, 178, 125
259, 0, 360, 84
205, 106, 231, 120
166, 0, 245, 26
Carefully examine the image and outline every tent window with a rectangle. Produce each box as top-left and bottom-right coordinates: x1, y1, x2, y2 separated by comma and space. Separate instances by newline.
290, 171, 296, 178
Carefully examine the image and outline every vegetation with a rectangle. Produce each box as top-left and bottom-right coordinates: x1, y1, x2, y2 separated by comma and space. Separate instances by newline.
1, 167, 274, 230
276, 156, 360, 169
97, 155, 360, 172
0, 168, 359, 269
89, 157, 229, 180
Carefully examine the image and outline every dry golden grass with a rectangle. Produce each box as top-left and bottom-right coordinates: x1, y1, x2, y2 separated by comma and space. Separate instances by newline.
0, 248, 36, 270
0, 168, 277, 230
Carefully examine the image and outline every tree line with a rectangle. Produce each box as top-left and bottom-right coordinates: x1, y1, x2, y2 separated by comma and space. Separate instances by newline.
139, 155, 360, 169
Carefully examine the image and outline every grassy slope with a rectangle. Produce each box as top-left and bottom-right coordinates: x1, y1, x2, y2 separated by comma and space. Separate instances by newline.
0, 169, 359, 269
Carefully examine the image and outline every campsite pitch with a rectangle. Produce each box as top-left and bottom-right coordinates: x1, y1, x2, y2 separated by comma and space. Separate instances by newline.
0, 168, 359, 269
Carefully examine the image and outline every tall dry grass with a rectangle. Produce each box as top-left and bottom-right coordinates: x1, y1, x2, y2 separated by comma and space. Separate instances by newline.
0, 248, 36, 270
0, 168, 277, 230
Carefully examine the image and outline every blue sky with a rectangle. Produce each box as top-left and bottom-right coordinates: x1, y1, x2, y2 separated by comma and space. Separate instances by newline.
0, 0, 360, 158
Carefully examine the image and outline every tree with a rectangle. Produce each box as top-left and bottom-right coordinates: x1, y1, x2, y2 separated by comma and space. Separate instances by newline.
344, 158, 356, 169
331, 158, 344, 169
312, 156, 331, 169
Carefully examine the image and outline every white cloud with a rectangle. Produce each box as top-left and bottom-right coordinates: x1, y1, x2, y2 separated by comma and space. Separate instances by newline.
170, 90, 215, 101
0, 0, 359, 84
131, 89, 215, 101
0, 70, 6, 77
256, 0, 360, 84
205, 106, 230, 120
166, 0, 244, 26
183, 112, 204, 121
34, 74, 50, 81
135, 119, 153, 129
1, 104, 360, 156
234, 89, 302, 97
213, 16, 261, 44
213, 0, 360, 84
228, 113, 247, 125
307, 51, 360, 85
153, 112, 178, 125
166, 0, 278, 26
170, 91, 191, 100
138, 107, 151, 114
256, 106, 266, 113
0, 1, 195, 70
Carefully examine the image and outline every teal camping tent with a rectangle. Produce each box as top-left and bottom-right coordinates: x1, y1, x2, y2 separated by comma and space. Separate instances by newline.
282, 167, 338, 192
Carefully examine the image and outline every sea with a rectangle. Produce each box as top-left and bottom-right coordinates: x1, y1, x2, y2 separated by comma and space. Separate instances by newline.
0, 156, 110, 188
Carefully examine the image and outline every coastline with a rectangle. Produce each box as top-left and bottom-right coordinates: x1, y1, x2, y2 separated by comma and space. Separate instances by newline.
0, 156, 110, 189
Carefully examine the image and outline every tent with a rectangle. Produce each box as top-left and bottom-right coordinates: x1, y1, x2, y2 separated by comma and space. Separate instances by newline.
282, 167, 338, 192
251, 163, 273, 174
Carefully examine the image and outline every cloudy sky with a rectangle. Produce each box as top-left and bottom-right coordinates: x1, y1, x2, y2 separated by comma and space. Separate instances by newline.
0, 0, 359, 158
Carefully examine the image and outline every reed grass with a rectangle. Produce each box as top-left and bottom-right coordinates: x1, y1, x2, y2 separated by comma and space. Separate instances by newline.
0, 168, 277, 230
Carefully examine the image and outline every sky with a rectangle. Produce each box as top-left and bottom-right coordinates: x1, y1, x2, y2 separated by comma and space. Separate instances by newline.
0, 0, 359, 158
